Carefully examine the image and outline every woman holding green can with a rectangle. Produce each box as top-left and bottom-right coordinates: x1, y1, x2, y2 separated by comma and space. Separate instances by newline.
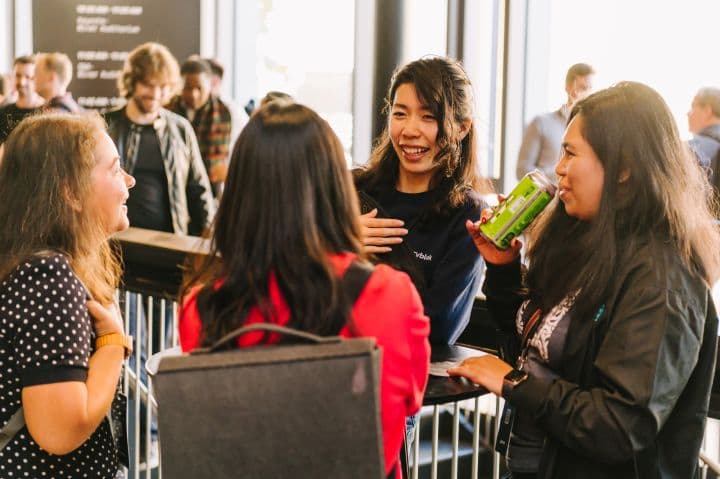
452, 82, 720, 479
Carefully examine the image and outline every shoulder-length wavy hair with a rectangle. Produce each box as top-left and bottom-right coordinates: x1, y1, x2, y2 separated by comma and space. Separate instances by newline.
527, 81, 720, 320
182, 102, 365, 346
0, 113, 122, 303
117, 42, 180, 101
355, 56, 486, 217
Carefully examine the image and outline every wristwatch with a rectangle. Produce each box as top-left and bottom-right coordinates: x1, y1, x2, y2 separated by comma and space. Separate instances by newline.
96, 333, 133, 359
502, 368, 529, 397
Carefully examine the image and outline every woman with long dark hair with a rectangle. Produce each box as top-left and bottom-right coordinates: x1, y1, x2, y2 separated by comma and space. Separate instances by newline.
450, 82, 720, 478
354, 56, 487, 345
178, 101, 430, 477
0, 113, 135, 477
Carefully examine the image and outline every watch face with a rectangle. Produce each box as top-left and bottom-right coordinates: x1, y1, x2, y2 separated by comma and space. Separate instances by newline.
505, 369, 528, 384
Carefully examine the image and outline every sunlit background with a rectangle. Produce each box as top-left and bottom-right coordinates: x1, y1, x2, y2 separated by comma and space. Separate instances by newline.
2, 0, 719, 186
542, 0, 720, 141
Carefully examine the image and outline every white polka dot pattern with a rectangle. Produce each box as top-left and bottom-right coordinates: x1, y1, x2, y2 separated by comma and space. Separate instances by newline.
0, 253, 119, 477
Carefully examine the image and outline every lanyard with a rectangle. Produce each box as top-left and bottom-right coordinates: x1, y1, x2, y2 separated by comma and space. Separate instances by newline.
520, 307, 543, 350
517, 307, 543, 370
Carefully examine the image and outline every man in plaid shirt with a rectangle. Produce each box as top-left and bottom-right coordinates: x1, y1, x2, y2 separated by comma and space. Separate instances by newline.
168, 57, 232, 197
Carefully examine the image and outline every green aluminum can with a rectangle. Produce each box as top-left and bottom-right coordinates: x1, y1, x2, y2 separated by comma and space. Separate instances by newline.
479, 170, 557, 250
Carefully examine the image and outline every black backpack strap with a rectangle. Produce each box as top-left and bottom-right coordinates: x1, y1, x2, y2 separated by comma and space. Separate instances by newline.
340, 261, 375, 336
340, 260, 374, 305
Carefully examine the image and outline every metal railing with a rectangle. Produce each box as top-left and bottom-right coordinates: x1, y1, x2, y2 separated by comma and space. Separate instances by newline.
407, 397, 500, 479
115, 227, 720, 479
115, 228, 207, 479
121, 290, 177, 479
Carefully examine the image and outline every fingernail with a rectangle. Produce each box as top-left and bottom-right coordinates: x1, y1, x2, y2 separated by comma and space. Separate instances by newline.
480, 217, 487, 224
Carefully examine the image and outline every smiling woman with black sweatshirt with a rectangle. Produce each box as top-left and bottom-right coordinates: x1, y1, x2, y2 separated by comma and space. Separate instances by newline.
354, 56, 487, 345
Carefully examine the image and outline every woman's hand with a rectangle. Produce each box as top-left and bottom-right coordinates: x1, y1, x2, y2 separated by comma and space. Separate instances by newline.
465, 198, 522, 265
24, 300, 126, 455
465, 217, 522, 265
87, 300, 124, 337
447, 355, 513, 396
358, 208, 408, 254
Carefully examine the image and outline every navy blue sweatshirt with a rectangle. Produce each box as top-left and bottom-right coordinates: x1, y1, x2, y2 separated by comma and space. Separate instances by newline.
358, 187, 484, 344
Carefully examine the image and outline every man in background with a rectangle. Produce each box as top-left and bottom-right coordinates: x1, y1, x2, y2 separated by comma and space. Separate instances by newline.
0, 56, 45, 143
205, 57, 247, 149
34, 52, 81, 113
687, 87, 720, 171
167, 57, 232, 197
104, 42, 215, 236
516, 63, 595, 179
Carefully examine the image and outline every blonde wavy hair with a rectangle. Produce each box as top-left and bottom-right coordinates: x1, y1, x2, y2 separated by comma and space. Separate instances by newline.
0, 113, 121, 303
117, 42, 180, 101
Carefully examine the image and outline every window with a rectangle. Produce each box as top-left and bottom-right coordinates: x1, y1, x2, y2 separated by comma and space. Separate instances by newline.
534, 0, 720, 141
463, 0, 505, 186
401, 0, 448, 63
234, 0, 356, 161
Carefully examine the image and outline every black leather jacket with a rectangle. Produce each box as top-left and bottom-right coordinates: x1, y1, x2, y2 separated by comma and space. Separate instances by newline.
104, 107, 215, 236
485, 241, 717, 478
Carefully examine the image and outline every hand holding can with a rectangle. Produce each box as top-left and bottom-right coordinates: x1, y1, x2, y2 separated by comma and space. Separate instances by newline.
478, 170, 557, 250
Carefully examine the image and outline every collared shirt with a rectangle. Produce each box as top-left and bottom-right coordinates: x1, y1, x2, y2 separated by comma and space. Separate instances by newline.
516, 105, 569, 180
45, 92, 82, 113
167, 95, 232, 175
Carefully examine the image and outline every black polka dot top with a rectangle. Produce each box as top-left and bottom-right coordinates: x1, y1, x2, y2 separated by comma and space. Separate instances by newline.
0, 253, 119, 478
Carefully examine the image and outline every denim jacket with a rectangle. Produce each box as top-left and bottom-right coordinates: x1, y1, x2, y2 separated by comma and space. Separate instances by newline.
104, 106, 215, 236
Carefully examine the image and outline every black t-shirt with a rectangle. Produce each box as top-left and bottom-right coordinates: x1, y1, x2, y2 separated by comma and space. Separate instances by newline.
126, 123, 174, 232
0, 103, 40, 143
0, 253, 119, 478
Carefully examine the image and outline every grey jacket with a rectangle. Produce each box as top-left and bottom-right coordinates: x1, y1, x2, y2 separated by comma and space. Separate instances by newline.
516, 107, 568, 180
104, 107, 215, 236
689, 123, 720, 170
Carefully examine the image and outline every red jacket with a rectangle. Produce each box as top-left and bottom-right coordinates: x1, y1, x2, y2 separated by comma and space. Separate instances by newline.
179, 253, 431, 476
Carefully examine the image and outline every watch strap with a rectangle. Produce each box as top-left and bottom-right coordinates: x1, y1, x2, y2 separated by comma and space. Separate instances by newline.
96, 333, 133, 359
502, 368, 528, 398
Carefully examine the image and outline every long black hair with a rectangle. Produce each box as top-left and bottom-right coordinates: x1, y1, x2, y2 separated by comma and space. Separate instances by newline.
182, 102, 365, 346
354, 56, 486, 219
527, 82, 720, 321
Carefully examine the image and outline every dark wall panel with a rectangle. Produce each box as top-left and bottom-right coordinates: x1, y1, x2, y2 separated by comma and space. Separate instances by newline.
32, 0, 200, 109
